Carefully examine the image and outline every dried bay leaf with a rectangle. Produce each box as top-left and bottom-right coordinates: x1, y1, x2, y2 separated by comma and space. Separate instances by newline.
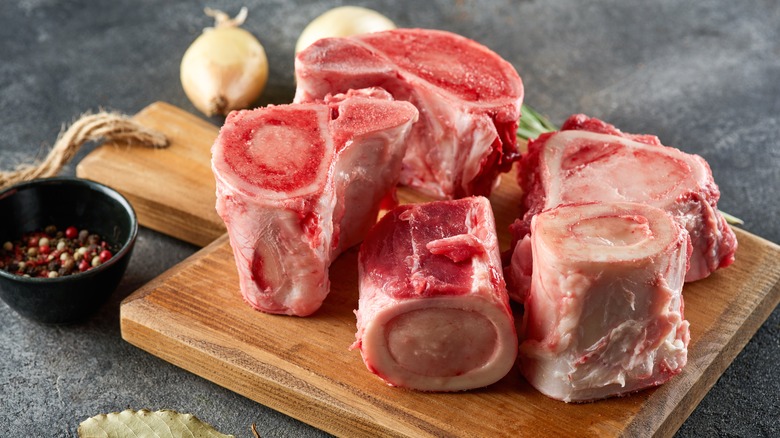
78, 409, 234, 438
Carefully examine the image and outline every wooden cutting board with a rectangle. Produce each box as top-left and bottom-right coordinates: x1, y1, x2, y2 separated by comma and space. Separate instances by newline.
81, 102, 780, 437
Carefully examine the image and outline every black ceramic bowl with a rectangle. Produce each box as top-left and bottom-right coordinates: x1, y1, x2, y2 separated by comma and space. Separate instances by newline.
0, 177, 137, 324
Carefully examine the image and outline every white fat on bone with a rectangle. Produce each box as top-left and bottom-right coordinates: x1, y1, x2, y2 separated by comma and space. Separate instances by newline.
519, 202, 691, 402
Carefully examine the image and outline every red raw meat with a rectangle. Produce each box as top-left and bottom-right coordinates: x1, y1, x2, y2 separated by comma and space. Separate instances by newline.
506, 115, 737, 302
211, 88, 418, 316
519, 202, 691, 402
353, 196, 517, 391
294, 28, 524, 199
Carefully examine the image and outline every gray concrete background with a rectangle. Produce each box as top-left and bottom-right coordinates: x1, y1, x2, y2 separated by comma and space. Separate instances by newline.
1, 0, 778, 436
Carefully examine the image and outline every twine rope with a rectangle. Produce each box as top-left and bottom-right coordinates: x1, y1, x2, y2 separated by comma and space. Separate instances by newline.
0, 111, 169, 191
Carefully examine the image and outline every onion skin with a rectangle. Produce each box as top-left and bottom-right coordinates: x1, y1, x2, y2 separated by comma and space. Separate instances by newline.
295, 6, 396, 54
180, 25, 268, 117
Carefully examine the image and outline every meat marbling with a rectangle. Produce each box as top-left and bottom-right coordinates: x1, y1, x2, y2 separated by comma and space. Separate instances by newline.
294, 28, 524, 200
212, 88, 418, 316
353, 196, 517, 391
519, 202, 691, 402
507, 114, 737, 302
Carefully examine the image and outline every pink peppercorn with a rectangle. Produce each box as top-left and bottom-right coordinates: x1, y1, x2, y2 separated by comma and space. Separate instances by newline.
1, 225, 117, 278
99, 250, 112, 263
65, 226, 78, 240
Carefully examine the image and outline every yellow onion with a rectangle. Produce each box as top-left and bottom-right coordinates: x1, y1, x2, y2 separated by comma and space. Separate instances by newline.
180, 7, 269, 117
295, 6, 396, 54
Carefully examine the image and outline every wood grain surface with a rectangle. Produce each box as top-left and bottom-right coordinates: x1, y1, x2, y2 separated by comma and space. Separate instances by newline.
87, 102, 780, 437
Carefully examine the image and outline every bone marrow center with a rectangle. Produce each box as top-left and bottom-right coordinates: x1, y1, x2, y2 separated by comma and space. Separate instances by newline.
385, 308, 497, 377
224, 117, 325, 192
569, 214, 652, 247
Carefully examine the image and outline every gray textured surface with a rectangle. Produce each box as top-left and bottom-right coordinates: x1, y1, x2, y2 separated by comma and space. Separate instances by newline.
0, 0, 778, 437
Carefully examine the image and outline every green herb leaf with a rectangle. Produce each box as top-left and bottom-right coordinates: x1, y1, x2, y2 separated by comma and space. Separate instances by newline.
517, 104, 558, 141
78, 409, 234, 438
720, 210, 744, 226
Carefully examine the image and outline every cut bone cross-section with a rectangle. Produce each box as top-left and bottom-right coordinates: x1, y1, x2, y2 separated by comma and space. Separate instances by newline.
294, 28, 524, 199
211, 88, 418, 316
519, 202, 691, 402
353, 196, 517, 391
507, 114, 737, 302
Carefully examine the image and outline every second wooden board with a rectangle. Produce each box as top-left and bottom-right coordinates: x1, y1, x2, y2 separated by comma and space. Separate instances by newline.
77, 102, 224, 247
